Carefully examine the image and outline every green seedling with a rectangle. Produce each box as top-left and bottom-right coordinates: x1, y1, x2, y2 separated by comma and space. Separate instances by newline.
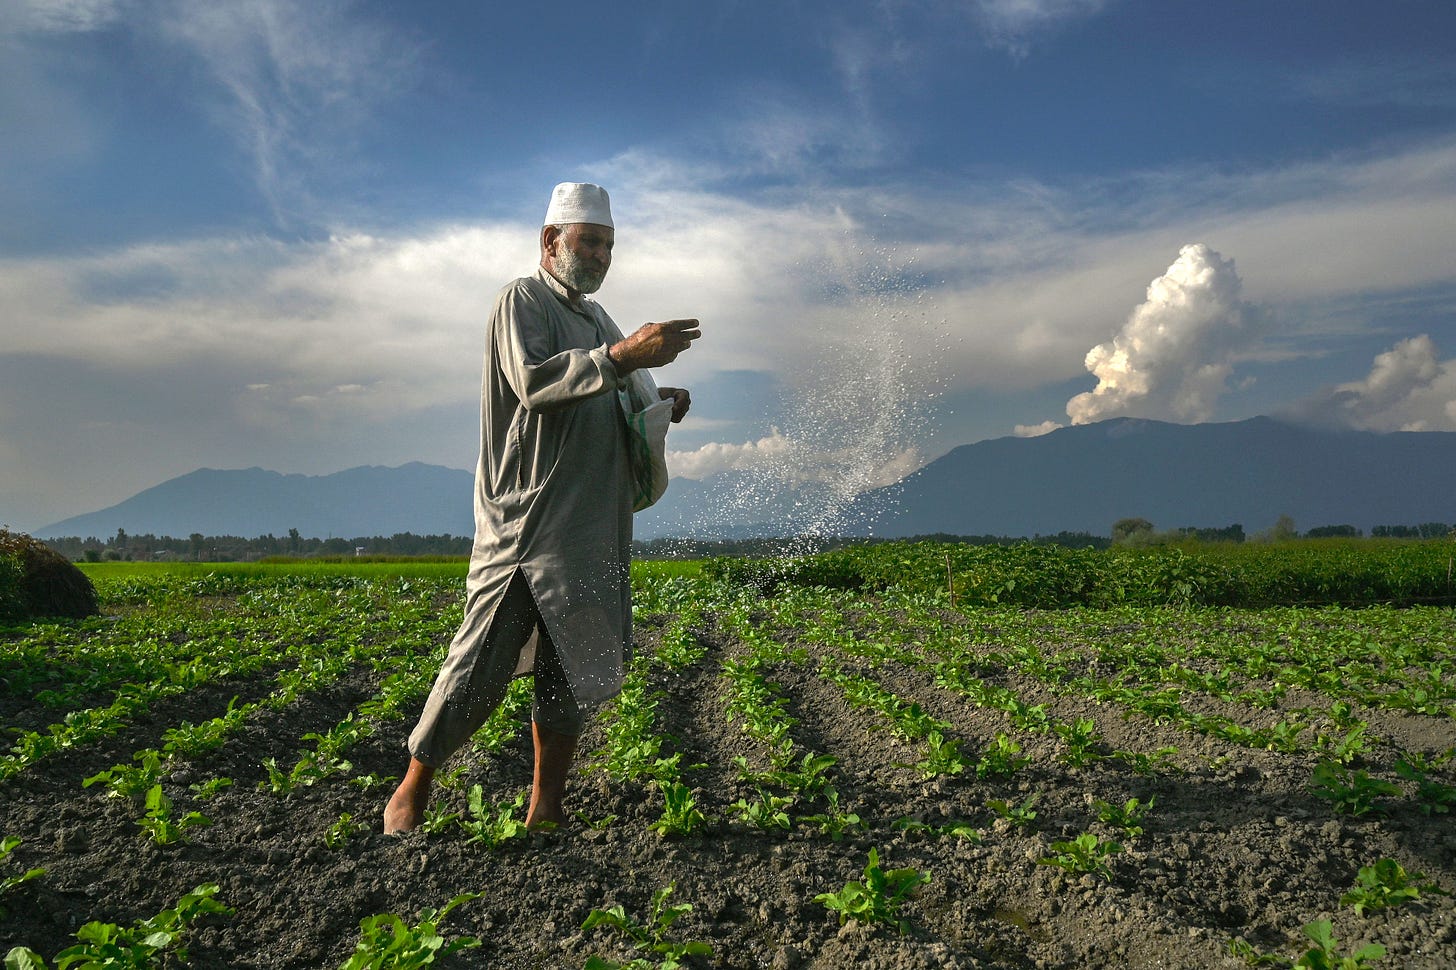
188, 777, 232, 801
815, 848, 930, 935
1293, 919, 1384, 969
137, 785, 212, 846
738, 753, 838, 799
975, 734, 1030, 779
1228, 936, 1284, 966
1038, 833, 1122, 882
0, 837, 45, 918
1111, 746, 1180, 776
349, 773, 399, 791
988, 794, 1038, 828
890, 817, 982, 842
323, 813, 363, 850
340, 893, 482, 969
1310, 762, 1400, 817
418, 804, 460, 836
581, 882, 713, 970
259, 758, 295, 795
5, 883, 230, 969
1054, 717, 1103, 766
1340, 858, 1448, 916
1394, 754, 1456, 815
798, 791, 865, 842
914, 731, 969, 779
459, 787, 527, 848
574, 811, 619, 831
83, 749, 165, 799
729, 791, 793, 832
1315, 725, 1371, 766
1091, 796, 1154, 838
648, 782, 709, 839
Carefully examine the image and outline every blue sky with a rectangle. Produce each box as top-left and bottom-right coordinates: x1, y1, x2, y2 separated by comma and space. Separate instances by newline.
3, 0, 1455, 531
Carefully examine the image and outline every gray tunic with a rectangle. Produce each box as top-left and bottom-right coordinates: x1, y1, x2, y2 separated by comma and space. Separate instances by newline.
462, 266, 639, 707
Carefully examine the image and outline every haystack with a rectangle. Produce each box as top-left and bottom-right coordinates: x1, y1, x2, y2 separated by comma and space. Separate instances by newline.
0, 530, 99, 622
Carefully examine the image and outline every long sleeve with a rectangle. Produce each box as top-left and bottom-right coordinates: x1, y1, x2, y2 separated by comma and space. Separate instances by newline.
492, 281, 620, 413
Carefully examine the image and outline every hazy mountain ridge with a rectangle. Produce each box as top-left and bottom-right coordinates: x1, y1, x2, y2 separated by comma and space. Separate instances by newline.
32, 417, 1456, 541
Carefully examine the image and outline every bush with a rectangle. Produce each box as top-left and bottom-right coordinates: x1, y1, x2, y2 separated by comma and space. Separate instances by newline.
705, 539, 1456, 609
0, 530, 99, 623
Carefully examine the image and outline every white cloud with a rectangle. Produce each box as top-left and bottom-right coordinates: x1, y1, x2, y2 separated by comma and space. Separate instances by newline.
3, 0, 120, 33
1284, 335, 1456, 432
151, 0, 417, 223
1066, 244, 1260, 424
1014, 420, 1062, 437
972, 0, 1110, 52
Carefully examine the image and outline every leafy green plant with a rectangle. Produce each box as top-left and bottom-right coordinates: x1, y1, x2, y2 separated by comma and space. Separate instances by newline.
1111, 745, 1180, 775
975, 734, 1030, 778
136, 785, 211, 846
798, 791, 864, 841
0, 837, 44, 918
574, 811, 619, 831
1091, 796, 1154, 838
890, 817, 981, 842
1340, 858, 1448, 916
815, 848, 930, 935
5, 883, 230, 969
82, 749, 165, 799
1394, 753, 1456, 815
324, 813, 363, 850
458, 787, 527, 848
729, 791, 793, 832
339, 893, 481, 969
1310, 762, 1400, 817
1054, 717, 1103, 765
188, 777, 232, 801
648, 782, 709, 839
988, 794, 1038, 829
1315, 725, 1371, 765
350, 773, 399, 791
1293, 920, 1384, 969
913, 730, 969, 778
581, 883, 712, 970
1038, 833, 1122, 881
417, 804, 460, 836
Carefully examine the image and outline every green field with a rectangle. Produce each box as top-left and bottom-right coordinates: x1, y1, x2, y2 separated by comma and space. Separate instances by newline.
2, 544, 1453, 968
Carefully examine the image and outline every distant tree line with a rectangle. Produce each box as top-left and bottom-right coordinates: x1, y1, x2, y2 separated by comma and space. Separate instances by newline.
41, 519, 1453, 563
44, 529, 472, 563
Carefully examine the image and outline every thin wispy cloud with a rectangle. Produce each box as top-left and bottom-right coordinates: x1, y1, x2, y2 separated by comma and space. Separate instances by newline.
151, 0, 417, 224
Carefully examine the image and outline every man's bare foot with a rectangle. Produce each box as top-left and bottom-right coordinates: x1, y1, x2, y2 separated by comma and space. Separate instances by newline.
527, 723, 577, 831
524, 802, 565, 830
383, 758, 435, 835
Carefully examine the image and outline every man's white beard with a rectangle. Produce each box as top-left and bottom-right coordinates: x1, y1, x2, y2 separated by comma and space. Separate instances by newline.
553, 249, 606, 294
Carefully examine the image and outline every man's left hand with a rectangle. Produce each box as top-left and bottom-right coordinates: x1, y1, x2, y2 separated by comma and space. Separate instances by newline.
658, 387, 691, 423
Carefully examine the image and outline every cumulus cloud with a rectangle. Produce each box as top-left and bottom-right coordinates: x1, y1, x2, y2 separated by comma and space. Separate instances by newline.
1282, 335, 1456, 432
667, 430, 920, 488
1065, 243, 1262, 425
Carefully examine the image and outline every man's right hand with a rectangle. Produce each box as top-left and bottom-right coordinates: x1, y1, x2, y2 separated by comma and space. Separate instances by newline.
609, 319, 700, 374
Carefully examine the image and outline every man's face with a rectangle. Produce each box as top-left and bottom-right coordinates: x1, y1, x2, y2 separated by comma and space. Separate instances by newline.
549, 223, 614, 294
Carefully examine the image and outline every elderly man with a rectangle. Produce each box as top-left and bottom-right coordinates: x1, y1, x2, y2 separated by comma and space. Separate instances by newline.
384, 182, 698, 834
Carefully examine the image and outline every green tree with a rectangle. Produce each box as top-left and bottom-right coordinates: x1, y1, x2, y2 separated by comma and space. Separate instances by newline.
1111, 518, 1155, 544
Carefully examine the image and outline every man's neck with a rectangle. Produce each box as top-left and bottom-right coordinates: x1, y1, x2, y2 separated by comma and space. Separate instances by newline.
539, 261, 584, 307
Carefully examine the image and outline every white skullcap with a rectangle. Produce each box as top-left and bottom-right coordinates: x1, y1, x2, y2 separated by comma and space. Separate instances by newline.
543, 182, 613, 228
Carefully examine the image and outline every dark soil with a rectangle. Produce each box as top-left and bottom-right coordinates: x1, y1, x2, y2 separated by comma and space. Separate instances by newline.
2, 598, 1453, 969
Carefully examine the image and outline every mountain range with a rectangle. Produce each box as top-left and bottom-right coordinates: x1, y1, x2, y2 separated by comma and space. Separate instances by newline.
32, 417, 1456, 541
